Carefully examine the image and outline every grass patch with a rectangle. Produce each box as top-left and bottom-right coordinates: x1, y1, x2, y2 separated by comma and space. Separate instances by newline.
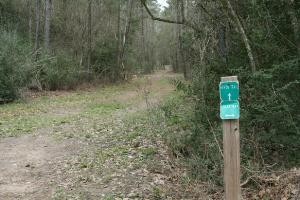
52, 187, 67, 200
126, 131, 141, 141
0, 82, 134, 138
102, 195, 115, 200
140, 147, 158, 159
86, 103, 124, 115
77, 150, 108, 170
152, 186, 164, 200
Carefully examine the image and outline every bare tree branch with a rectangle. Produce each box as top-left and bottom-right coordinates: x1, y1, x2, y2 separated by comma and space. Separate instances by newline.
141, 0, 183, 24
140, 0, 201, 32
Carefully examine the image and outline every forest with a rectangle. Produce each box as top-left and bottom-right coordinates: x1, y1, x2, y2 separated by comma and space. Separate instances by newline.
0, 0, 299, 199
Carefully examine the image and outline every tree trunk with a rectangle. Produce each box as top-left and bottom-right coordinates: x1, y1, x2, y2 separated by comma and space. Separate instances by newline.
176, 0, 183, 74
141, 1, 146, 72
44, 0, 52, 52
150, 19, 155, 70
218, 24, 229, 64
87, 0, 92, 73
116, 0, 121, 81
173, 2, 179, 72
288, 0, 300, 56
220, 0, 256, 72
177, 0, 189, 79
119, 0, 134, 80
28, 0, 32, 45
34, 0, 41, 60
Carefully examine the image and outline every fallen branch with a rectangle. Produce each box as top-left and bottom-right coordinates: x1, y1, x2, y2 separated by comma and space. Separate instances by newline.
240, 169, 299, 187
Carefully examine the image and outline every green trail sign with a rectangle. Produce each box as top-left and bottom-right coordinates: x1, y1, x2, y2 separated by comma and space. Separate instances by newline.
220, 81, 239, 101
220, 80, 240, 120
220, 101, 240, 120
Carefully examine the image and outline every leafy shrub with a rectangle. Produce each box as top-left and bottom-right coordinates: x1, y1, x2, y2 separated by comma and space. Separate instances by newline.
164, 58, 300, 185
241, 59, 300, 166
0, 30, 33, 102
91, 40, 118, 80
0, 1, 21, 31
38, 54, 84, 91
0, 30, 85, 102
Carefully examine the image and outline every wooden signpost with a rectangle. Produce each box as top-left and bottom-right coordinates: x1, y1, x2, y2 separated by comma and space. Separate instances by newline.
220, 76, 241, 200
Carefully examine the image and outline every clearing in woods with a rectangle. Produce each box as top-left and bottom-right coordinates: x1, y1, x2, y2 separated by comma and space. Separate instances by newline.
0, 71, 204, 199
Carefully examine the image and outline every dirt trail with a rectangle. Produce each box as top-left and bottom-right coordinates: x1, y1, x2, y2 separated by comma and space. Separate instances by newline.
0, 70, 186, 199
0, 134, 85, 199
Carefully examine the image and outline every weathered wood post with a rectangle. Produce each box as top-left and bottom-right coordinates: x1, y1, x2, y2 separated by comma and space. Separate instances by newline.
220, 76, 241, 200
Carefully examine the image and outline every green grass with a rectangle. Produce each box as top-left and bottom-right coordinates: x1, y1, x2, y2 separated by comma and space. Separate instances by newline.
0, 71, 179, 138
102, 195, 115, 200
141, 147, 158, 159
126, 131, 141, 141
152, 187, 164, 200
52, 187, 67, 200
85, 103, 124, 115
0, 82, 135, 138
